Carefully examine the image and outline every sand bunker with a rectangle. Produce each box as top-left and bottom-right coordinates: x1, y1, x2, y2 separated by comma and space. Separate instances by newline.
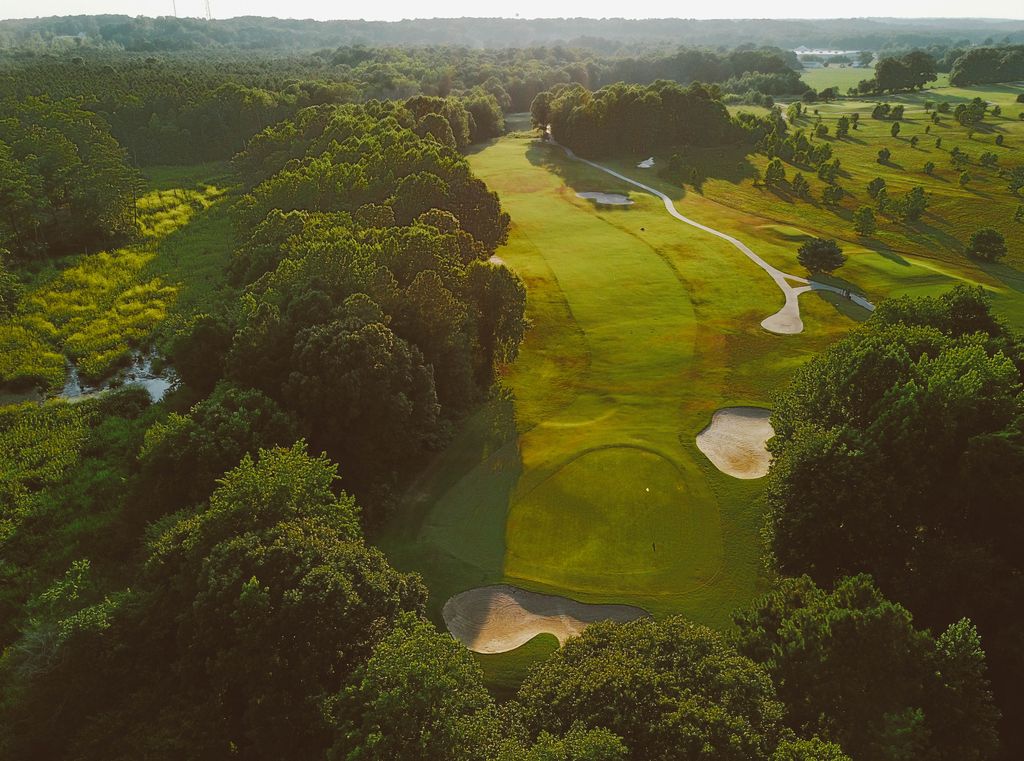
576, 191, 634, 206
696, 407, 774, 479
488, 254, 506, 266
443, 585, 648, 653
637, 157, 655, 168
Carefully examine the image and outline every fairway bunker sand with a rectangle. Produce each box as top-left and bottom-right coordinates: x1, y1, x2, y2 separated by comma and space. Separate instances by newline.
696, 407, 774, 479
550, 134, 875, 334
576, 191, 634, 206
443, 585, 648, 653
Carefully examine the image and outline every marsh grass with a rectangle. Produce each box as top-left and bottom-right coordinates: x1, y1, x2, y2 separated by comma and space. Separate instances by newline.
0, 167, 231, 391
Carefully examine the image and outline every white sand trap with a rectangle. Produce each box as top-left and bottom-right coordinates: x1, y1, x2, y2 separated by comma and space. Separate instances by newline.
576, 191, 634, 206
443, 584, 648, 653
696, 407, 774, 479
488, 254, 506, 265
637, 157, 655, 168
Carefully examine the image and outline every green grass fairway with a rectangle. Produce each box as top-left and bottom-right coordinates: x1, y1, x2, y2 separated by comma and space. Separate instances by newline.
380, 86, 1024, 685
379, 131, 865, 680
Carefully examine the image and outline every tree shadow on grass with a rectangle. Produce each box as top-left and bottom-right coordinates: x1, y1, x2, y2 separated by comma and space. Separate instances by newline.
526, 141, 688, 203
813, 289, 873, 322
860, 239, 912, 266
976, 259, 1024, 295
899, 215, 964, 253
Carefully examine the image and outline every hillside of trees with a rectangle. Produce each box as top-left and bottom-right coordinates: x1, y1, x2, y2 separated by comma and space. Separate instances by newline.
3, 15, 1024, 52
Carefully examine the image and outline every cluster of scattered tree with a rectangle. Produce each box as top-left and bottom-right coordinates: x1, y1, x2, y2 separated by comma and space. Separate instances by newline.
0, 96, 137, 259
851, 50, 938, 94
533, 80, 761, 157
3, 15, 1023, 52
767, 286, 1024, 756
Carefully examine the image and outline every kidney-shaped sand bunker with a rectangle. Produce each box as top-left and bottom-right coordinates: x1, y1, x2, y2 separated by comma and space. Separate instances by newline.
443, 584, 648, 654
696, 407, 774, 479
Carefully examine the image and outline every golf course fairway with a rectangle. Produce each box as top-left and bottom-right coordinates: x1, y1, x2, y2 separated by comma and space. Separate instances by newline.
377, 127, 968, 682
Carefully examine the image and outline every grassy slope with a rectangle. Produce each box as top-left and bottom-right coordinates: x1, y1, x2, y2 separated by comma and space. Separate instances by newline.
378, 132, 874, 685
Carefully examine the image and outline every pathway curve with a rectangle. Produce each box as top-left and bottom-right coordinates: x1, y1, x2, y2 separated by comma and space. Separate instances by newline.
549, 137, 875, 333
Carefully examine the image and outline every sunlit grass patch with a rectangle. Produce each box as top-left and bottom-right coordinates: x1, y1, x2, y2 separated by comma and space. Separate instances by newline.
136, 183, 225, 240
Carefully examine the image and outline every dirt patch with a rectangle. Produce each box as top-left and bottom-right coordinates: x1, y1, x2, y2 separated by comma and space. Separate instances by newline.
576, 192, 634, 206
443, 584, 648, 653
696, 407, 774, 479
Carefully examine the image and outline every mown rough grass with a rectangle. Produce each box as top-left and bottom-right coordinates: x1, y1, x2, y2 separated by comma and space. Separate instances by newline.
0, 166, 231, 391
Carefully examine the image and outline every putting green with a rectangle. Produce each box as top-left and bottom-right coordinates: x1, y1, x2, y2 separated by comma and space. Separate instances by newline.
507, 446, 721, 594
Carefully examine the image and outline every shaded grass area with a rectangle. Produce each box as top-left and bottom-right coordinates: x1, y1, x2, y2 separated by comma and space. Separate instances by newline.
474, 633, 559, 701
0, 164, 233, 391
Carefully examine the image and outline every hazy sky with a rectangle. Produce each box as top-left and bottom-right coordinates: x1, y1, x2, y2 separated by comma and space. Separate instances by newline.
2, 0, 1023, 22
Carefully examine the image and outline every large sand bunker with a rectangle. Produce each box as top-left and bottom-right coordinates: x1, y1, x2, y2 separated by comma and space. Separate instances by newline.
696, 407, 774, 479
443, 585, 648, 653
576, 191, 634, 206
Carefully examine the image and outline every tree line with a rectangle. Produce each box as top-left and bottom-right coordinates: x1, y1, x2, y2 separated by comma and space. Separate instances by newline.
533, 80, 773, 158
3, 14, 1023, 52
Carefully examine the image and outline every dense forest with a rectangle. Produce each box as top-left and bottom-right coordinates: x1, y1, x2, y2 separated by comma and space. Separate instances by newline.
0, 44, 807, 165
3, 15, 1024, 51
2, 17, 1024, 761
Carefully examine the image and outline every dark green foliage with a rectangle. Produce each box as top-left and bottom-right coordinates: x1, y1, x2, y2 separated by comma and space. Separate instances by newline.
874, 51, 938, 92
136, 382, 299, 519
734, 575, 999, 761
796, 238, 846, 273
764, 157, 786, 186
765, 286, 1024, 757
853, 206, 877, 236
0, 248, 22, 316
516, 616, 786, 761
333, 613, 496, 761
877, 147, 891, 163
544, 81, 741, 158
0, 444, 429, 760
867, 176, 887, 199
0, 96, 137, 259
821, 184, 844, 206
950, 45, 1024, 85
790, 172, 810, 198
771, 737, 851, 761
965, 228, 1008, 261
223, 102, 523, 510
